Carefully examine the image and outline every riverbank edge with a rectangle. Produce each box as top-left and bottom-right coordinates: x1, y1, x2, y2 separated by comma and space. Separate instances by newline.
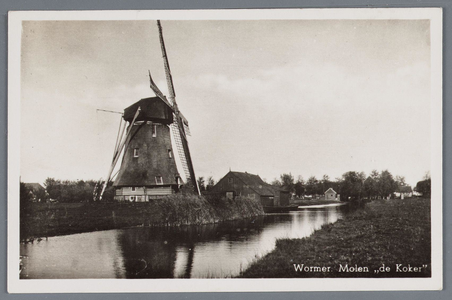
20, 194, 265, 241
239, 197, 431, 278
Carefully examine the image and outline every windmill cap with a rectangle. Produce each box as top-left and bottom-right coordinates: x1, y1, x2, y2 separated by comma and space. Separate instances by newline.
123, 97, 174, 124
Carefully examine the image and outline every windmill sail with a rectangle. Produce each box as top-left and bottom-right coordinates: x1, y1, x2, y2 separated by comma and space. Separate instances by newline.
170, 122, 191, 181
148, 71, 191, 181
156, 20, 200, 195
96, 21, 199, 201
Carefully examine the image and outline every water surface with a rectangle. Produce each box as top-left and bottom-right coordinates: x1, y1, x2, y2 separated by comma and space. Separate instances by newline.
21, 205, 348, 279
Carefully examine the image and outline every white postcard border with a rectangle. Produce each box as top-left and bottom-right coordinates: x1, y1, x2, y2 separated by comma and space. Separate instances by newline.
7, 8, 443, 293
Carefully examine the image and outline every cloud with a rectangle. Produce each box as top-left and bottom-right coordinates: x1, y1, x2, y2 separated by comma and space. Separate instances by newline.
184, 59, 430, 185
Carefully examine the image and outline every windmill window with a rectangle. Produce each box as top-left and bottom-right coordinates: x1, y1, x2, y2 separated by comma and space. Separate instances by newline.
131, 187, 136, 192
155, 176, 163, 185
152, 124, 157, 137
133, 148, 139, 158
168, 149, 172, 158
228, 178, 233, 184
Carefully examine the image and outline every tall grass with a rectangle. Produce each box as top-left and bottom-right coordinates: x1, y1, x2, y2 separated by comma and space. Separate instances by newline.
240, 197, 431, 278
21, 194, 264, 241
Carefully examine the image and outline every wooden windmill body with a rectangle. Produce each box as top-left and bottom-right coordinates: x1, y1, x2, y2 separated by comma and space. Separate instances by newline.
97, 21, 199, 201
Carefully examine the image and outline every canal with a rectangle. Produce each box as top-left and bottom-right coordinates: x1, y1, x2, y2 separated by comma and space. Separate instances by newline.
20, 203, 349, 279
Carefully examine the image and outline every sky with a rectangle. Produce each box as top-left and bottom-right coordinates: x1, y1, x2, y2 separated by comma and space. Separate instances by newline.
20, 19, 431, 187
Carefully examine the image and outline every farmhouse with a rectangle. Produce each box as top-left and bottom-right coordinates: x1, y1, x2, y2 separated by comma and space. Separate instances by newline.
210, 171, 290, 207
394, 185, 413, 199
24, 183, 46, 202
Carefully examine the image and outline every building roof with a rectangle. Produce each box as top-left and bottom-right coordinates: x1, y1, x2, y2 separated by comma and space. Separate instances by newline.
24, 183, 45, 192
123, 97, 174, 124
229, 171, 276, 196
324, 187, 337, 194
397, 185, 413, 193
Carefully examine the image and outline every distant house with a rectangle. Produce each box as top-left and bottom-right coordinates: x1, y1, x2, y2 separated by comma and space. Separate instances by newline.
24, 183, 46, 202
394, 185, 413, 199
209, 171, 289, 207
324, 187, 337, 201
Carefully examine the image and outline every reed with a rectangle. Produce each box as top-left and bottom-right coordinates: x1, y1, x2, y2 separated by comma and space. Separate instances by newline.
20, 194, 264, 241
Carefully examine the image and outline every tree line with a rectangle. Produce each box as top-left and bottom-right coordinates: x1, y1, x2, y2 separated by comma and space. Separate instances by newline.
20, 170, 430, 204
197, 176, 216, 192
270, 170, 428, 201
20, 178, 115, 204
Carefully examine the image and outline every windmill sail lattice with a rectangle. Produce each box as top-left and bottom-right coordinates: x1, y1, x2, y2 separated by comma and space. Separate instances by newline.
171, 122, 191, 181
96, 20, 200, 201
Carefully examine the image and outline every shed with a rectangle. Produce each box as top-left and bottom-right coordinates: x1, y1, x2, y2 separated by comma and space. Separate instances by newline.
324, 188, 337, 200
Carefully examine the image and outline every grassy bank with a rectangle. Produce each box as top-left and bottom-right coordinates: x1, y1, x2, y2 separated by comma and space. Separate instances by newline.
20, 195, 264, 241
240, 197, 431, 278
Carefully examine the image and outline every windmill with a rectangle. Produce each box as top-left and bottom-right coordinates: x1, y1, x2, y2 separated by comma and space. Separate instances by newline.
97, 20, 199, 201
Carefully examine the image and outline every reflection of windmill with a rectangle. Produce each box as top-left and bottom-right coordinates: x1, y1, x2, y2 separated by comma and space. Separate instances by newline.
98, 20, 199, 201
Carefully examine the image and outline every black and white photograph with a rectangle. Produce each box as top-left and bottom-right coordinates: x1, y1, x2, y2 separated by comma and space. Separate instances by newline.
7, 8, 442, 293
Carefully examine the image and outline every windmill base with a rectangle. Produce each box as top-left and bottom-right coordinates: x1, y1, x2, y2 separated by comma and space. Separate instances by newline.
114, 186, 177, 202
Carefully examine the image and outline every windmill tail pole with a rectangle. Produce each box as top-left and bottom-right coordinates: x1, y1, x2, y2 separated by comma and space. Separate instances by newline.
99, 107, 141, 201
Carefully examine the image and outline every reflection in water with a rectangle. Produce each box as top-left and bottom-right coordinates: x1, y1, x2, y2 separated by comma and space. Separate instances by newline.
20, 205, 347, 279
20, 230, 127, 279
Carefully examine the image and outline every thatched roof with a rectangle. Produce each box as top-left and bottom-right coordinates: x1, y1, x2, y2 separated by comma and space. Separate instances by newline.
207, 171, 276, 197
24, 183, 45, 192
114, 122, 180, 187
397, 185, 413, 193
123, 97, 173, 124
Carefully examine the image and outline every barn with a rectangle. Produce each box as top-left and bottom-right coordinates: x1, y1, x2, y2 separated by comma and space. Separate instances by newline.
209, 171, 289, 207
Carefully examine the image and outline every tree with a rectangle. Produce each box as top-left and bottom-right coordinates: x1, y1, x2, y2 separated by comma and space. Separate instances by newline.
294, 176, 305, 197
271, 178, 282, 187
181, 179, 196, 195
320, 174, 333, 194
34, 186, 48, 202
44, 177, 62, 201
206, 176, 215, 191
363, 176, 378, 199
20, 182, 32, 209
340, 171, 365, 201
415, 178, 431, 197
280, 173, 295, 194
378, 170, 397, 198
395, 175, 406, 186
197, 177, 206, 192
305, 176, 319, 196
